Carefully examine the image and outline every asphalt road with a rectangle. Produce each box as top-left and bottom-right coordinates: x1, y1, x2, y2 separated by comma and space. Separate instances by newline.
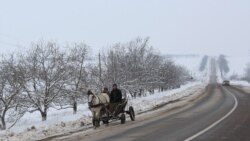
49, 59, 250, 141
81, 85, 239, 141
194, 86, 250, 141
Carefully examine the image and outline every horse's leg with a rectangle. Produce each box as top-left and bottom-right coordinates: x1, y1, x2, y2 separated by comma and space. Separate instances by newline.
98, 108, 102, 127
92, 110, 96, 127
102, 105, 109, 125
92, 109, 99, 128
104, 105, 110, 119
92, 108, 99, 128
105, 106, 110, 126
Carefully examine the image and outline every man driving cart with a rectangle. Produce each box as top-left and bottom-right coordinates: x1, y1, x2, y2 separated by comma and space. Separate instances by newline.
100, 83, 135, 125
109, 84, 122, 115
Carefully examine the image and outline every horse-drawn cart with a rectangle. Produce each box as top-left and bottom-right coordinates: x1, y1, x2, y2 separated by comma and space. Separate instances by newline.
88, 91, 135, 128
104, 97, 135, 124
88, 90, 135, 128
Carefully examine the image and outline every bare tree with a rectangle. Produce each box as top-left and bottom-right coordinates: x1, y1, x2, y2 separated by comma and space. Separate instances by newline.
158, 60, 188, 91
55, 43, 89, 114
0, 54, 27, 130
21, 41, 68, 121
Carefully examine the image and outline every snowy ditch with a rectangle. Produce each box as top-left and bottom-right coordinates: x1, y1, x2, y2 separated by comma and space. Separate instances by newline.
0, 81, 207, 141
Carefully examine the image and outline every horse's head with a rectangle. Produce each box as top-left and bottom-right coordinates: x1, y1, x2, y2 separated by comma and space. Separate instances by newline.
88, 94, 94, 102
87, 90, 95, 107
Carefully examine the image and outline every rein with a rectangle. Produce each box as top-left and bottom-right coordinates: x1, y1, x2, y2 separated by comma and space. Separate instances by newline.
89, 103, 105, 108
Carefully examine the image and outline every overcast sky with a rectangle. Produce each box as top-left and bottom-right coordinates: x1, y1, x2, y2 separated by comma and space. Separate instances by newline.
0, 0, 249, 56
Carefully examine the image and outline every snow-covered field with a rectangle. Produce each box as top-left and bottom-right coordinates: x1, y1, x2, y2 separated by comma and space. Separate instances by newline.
169, 55, 209, 82
224, 55, 250, 79
0, 55, 209, 141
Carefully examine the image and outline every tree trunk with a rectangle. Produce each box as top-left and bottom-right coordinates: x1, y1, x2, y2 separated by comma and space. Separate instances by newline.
0, 117, 6, 130
73, 101, 77, 114
41, 111, 47, 121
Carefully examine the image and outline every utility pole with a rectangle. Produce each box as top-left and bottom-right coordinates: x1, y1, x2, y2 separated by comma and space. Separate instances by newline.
98, 52, 103, 90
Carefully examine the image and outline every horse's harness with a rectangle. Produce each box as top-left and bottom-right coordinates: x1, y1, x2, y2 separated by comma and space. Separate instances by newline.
88, 93, 105, 108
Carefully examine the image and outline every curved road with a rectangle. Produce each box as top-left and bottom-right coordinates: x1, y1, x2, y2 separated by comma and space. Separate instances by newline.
49, 60, 250, 141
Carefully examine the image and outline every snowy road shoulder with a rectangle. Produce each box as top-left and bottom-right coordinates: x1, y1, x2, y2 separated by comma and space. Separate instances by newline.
229, 80, 250, 93
130, 81, 206, 114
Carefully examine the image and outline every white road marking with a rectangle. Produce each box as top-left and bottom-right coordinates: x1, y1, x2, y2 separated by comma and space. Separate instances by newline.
184, 87, 238, 141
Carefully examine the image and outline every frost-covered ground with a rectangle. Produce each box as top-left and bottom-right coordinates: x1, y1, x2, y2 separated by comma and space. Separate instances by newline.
0, 55, 209, 141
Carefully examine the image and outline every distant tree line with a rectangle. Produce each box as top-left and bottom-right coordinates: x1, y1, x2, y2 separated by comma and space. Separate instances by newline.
0, 38, 191, 130
199, 55, 208, 72
217, 54, 229, 78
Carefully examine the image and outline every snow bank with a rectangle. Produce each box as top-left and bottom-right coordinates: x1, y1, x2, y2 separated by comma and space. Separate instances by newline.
230, 80, 250, 95
6, 104, 91, 133
230, 80, 250, 87
0, 104, 92, 141
129, 81, 204, 112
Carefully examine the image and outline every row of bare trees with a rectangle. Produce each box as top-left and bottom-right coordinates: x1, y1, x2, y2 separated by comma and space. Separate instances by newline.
0, 41, 89, 130
90, 38, 190, 97
0, 38, 190, 130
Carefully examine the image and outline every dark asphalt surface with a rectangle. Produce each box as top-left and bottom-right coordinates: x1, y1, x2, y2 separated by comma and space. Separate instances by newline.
195, 86, 250, 141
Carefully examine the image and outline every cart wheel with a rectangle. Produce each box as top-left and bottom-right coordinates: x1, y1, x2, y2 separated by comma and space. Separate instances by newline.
102, 118, 109, 125
96, 120, 100, 128
129, 106, 135, 121
94, 119, 100, 129
121, 113, 126, 124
